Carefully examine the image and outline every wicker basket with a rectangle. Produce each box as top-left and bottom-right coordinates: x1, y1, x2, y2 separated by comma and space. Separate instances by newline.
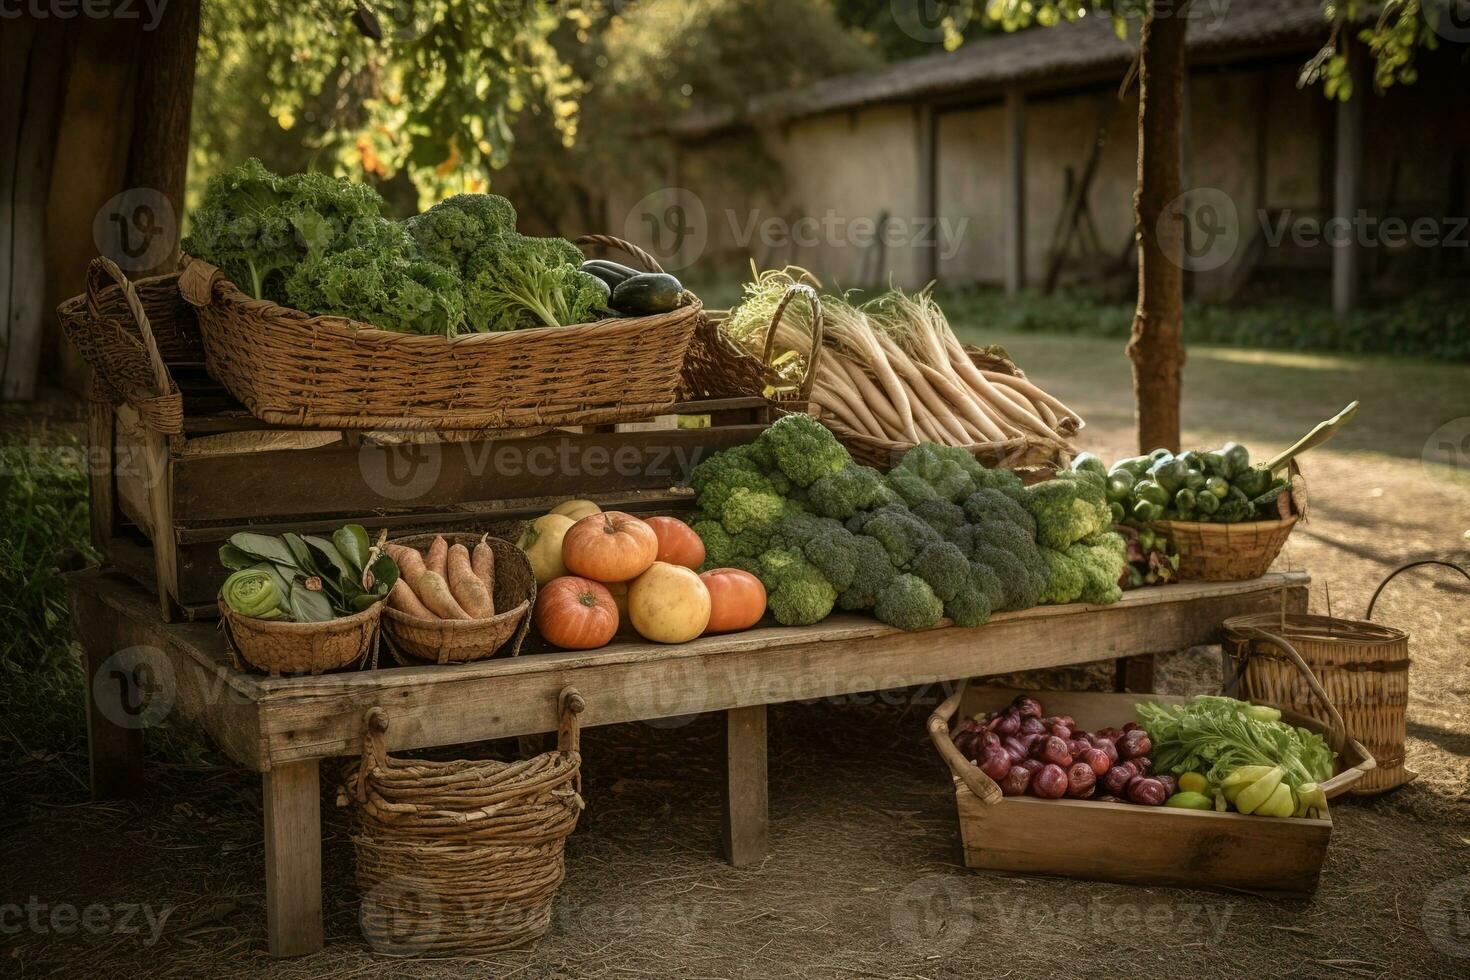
341, 691, 586, 955
56, 258, 191, 434
1224, 560, 1468, 795
383, 534, 535, 665
176, 235, 702, 432
1151, 463, 1304, 582
219, 599, 383, 676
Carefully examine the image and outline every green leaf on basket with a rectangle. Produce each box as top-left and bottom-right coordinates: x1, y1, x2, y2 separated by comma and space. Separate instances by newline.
226, 532, 298, 569
333, 524, 371, 571
287, 582, 336, 623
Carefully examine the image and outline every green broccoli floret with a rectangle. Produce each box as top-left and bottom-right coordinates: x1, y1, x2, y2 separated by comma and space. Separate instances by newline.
689, 449, 778, 521
970, 520, 1048, 612
283, 238, 467, 336
961, 488, 1037, 538
909, 541, 970, 602
858, 503, 941, 569
465, 232, 603, 330
911, 498, 968, 537
944, 523, 977, 559
968, 560, 1006, 612
889, 443, 979, 504
753, 414, 850, 488
693, 519, 768, 569
972, 464, 1028, 503
1024, 470, 1112, 550
806, 464, 899, 520
1038, 547, 1087, 606
402, 193, 518, 272
721, 487, 785, 537
836, 535, 897, 611
1066, 530, 1128, 605
874, 574, 944, 631
758, 547, 837, 626
802, 527, 862, 592
944, 582, 994, 628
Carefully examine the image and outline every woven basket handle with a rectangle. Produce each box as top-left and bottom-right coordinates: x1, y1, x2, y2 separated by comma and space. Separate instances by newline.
1364, 559, 1470, 621
574, 235, 665, 274
925, 679, 1004, 805
86, 257, 173, 400
177, 256, 225, 308
761, 284, 825, 403
1227, 626, 1376, 797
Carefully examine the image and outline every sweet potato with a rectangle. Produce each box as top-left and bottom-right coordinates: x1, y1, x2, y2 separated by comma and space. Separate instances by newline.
414, 570, 469, 620
425, 536, 449, 578
387, 578, 434, 619
447, 544, 495, 618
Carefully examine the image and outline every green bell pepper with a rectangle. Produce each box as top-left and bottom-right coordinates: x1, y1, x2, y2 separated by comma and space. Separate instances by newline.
1132, 479, 1171, 508
1220, 441, 1251, 478
1184, 468, 1207, 493
1178, 450, 1205, 471
1104, 470, 1136, 504
1148, 448, 1174, 463
1201, 451, 1229, 478
1204, 475, 1231, 499
1174, 488, 1199, 515
1232, 464, 1273, 498
1132, 499, 1166, 523
1109, 501, 1126, 524
1148, 456, 1192, 495
1072, 452, 1108, 478
1111, 455, 1153, 479
1195, 490, 1221, 516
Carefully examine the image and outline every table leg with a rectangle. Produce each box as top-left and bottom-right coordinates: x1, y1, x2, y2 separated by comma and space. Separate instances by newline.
721, 704, 768, 867
78, 608, 144, 800
1114, 653, 1158, 694
264, 760, 323, 957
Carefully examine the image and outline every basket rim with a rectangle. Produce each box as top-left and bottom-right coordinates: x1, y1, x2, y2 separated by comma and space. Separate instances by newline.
217, 597, 384, 632
1222, 610, 1407, 645
181, 254, 701, 344
1153, 512, 1300, 533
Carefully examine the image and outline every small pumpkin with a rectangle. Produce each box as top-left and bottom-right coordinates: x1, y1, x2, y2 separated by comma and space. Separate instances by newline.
643, 516, 706, 570
562, 511, 658, 583
549, 498, 601, 522
700, 568, 767, 634
535, 576, 619, 650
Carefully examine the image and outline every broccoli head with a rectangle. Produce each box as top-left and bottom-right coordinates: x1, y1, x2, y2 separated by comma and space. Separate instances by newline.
944, 583, 994, 629
858, 503, 941, 569
402, 193, 518, 272
758, 548, 837, 626
835, 535, 897, 611
464, 233, 602, 330
972, 463, 1028, 503
721, 487, 786, 537
874, 574, 944, 631
968, 560, 1006, 612
910, 498, 968, 537
806, 464, 899, 520
801, 527, 863, 592
689, 448, 778, 520
753, 414, 850, 488
961, 488, 1037, 538
973, 532, 1047, 612
944, 523, 977, 559
909, 541, 970, 602
1065, 530, 1128, 605
889, 443, 980, 504
1037, 547, 1087, 606
1024, 470, 1112, 550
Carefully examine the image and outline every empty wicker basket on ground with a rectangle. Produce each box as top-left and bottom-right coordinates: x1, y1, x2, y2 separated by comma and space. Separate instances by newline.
1221, 561, 1469, 796
342, 690, 586, 956
177, 235, 701, 431
383, 533, 535, 665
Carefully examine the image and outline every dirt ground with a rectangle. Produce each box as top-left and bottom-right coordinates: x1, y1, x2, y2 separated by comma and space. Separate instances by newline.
4, 333, 1469, 979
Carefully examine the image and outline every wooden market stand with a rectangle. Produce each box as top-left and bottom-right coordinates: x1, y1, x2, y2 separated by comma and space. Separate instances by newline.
69, 565, 1307, 957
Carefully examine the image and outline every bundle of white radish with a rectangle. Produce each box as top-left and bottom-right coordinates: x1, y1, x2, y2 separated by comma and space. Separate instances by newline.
383, 534, 497, 621
723, 268, 1082, 449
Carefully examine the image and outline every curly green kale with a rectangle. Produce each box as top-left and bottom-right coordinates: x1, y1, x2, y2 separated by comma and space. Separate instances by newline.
961, 488, 1037, 538
807, 464, 899, 520
1024, 469, 1113, 551
753, 414, 850, 488
758, 548, 837, 626
909, 541, 970, 602
1038, 547, 1087, 606
402, 193, 518, 272
856, 503, 941, 569
836, 535, 897, 611
283, 238, 467, 336
1065, 530, 1127, 605
465, 233, 605, 330
910, 498, 968, 537
874, 573, 944, 631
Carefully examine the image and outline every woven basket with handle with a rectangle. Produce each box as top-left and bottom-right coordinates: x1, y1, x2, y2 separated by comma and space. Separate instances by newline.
341, 690, 586, 955
382, 533, 535, 665
219, 598, 383, 677
176, 236, 702, 431
1151, 462, 1304, 582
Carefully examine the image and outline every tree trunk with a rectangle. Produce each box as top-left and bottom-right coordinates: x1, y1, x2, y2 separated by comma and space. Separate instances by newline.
1126, 7, 1187, 454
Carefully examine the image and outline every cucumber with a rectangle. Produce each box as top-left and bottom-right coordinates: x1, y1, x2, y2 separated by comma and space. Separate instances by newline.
610, 273, 683, 316
581, 260, 642, 289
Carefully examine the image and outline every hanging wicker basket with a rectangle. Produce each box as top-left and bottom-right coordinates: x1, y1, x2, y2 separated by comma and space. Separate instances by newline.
341, 689, 587, 956
177, 236, 702, 432
382, 533, 535, 665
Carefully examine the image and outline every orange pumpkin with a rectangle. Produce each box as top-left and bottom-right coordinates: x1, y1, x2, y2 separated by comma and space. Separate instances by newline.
700, 568, 767, 634
562, 511, 659, 583
535, 577, 619, 650
643, 516, 706, 570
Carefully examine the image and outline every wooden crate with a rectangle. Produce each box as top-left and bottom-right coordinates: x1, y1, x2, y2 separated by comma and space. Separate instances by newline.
88, 367, 774, 621
930, 685, 1374, 896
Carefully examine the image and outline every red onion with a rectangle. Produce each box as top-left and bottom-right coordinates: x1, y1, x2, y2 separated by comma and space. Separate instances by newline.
1037, 736, 1073, 769
1080, 748, 1112, 777
979, 745, 1013, 781
999, 765, 1033, 796
1126, 776, 1168, 806
1117, 729, 1152, 760
1032, 764, 1068, 799
1101, 762, 1139, 796
1012, 696, 1044, 719
1066, 762, 1097, 799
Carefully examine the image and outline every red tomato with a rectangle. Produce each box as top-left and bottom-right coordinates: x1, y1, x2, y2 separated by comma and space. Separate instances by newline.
643, 516, 706, 570
699, 568, 767, 634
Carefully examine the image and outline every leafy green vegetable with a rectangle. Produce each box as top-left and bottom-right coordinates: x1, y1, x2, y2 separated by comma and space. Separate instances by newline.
464, 232, 605, 330
1136, 695, 1336, 791
219, 523, 397, 622
283, 238, 467, 337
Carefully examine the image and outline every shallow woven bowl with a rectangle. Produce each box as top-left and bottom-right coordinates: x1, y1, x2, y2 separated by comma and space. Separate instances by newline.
384, 534, 535, 665
219, 599, 382, 676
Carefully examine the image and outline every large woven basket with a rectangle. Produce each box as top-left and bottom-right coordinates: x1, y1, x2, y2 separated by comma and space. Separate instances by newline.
219, 599, 383, 676
342, 691, 586, 955
383, 534, 535, 665
176, 235, 701, 431
1225, 560, 1468, 795
1151, 463, 1303, 582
